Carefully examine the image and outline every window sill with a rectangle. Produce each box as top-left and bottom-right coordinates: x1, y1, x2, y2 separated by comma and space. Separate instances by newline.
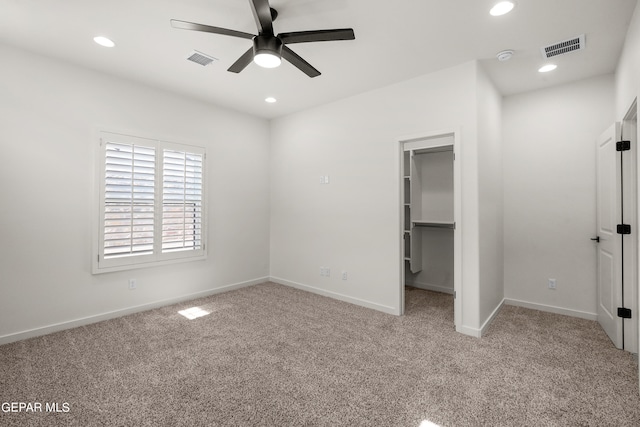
92, 252, 207, 275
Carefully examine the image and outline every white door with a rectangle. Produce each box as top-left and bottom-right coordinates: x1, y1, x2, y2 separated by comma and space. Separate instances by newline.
596, 123, 623, 348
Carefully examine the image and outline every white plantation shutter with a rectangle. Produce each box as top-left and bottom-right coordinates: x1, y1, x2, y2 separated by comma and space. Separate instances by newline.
103, 142, 156, 258
95, 132, 206, 273
162, 149, 203, 253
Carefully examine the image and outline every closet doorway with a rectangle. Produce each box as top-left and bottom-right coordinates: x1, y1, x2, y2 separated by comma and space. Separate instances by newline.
398, 130, 461, 329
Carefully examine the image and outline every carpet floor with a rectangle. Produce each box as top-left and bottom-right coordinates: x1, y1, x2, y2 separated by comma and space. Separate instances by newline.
1, 282, 639, 426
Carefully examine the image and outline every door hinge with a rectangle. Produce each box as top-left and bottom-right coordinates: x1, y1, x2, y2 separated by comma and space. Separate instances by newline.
616, 140, 631, 151
618, 307, 632, 319
617, 224, 631, 234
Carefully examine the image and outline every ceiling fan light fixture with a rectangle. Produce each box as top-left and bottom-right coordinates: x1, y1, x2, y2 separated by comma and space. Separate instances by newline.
253, 35, 283, 68
254, 52, 281, 68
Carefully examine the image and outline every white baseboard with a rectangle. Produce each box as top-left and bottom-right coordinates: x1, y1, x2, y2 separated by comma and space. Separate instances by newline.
457, 298, 597, 339
480, 298, 505, 336
408, 281, 454, 295
455, 324, 482, 338
455, 299, 505, 338
270, 276, 399, 315
504, 298, 597, 321
0, 277, 268, 346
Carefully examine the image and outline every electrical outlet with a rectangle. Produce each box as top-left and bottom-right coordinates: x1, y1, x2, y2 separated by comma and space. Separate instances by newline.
320, 267, 331, 277
129, 279, 137, 290
548, 278, 556, 290
342, 271, 348, 280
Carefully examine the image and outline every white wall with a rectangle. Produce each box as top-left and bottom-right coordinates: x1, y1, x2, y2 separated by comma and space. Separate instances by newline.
503, 74, 615, 318
269, 61, 494, 334
476, 65, 504, 327
616, 0, 640, 121
0, 43, 271, 342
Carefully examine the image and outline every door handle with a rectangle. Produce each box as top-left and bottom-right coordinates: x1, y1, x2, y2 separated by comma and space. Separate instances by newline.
591, 236, 600, 243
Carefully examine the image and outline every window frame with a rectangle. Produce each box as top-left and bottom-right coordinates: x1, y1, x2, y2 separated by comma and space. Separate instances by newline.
93, 130, 207, 274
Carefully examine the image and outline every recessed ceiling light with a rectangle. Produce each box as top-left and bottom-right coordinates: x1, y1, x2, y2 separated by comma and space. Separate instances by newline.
490, 1, 515, 16
93, 36, 115, 47
538, 64, 557, 73
265, 97, 277, 103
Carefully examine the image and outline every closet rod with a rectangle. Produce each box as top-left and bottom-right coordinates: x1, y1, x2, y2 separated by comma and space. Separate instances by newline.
412, 221, 455, 229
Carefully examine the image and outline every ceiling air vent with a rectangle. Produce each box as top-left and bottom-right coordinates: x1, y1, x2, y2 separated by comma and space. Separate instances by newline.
186, 50, 217, 66
541, 34, 585, 59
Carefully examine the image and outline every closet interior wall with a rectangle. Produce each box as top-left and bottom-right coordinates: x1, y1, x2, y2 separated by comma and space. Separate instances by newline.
403, 137, 455, 295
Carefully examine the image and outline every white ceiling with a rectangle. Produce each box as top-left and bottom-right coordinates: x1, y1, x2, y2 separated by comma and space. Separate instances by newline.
0, 0, 636, 119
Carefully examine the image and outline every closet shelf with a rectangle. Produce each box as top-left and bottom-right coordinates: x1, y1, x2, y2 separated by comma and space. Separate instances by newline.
413, 220, 455, 229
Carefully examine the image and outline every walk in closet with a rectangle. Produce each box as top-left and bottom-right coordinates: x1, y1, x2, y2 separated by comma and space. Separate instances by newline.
403, 134, 455, 294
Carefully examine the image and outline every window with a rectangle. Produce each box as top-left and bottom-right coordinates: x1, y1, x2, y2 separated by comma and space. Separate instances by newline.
94, 131, 206, 273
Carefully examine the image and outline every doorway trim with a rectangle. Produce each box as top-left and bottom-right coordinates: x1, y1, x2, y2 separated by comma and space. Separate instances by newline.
622, 98, 638, 354
397, 128, 462, 329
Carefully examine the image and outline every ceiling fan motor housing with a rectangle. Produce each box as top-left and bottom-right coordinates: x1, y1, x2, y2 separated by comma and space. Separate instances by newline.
253, 35, 283, 57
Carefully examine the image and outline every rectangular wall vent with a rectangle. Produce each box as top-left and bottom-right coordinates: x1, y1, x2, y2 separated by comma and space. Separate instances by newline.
186, 50, 217, 66
541, 34, 585, 59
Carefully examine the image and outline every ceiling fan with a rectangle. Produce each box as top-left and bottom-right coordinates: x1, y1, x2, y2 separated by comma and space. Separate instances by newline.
170, 0, 355, 78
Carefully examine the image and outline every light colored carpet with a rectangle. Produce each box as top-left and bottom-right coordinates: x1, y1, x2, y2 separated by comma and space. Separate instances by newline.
1, 282, 639, 426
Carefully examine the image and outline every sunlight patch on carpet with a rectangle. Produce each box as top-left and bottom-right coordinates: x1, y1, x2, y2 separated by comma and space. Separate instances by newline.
419, 420, 441, 427
178, 307, 210, 320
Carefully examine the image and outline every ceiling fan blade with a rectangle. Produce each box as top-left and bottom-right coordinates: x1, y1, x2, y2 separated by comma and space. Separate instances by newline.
170, 19, 255, 40
279, 28, 355, 44
249, 0, 274, 35
282, 46, 320, 78
227, 47, 255, 73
